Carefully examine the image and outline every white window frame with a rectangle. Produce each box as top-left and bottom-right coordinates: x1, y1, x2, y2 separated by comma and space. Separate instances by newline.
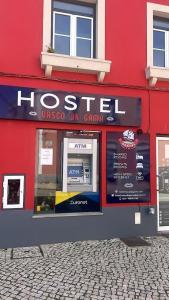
53, 11, 93, 58
2, 175, 25, 209
53, 12, 71, 56
41, 0, 111, 82
146, 2, 169, 86
153, 28, 168, 67
156, 137, 169, 231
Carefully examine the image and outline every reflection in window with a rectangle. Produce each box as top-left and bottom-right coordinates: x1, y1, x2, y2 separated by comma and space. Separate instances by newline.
53, 14, 71, 55
54, 35, 70, 55
35, 130, 62, 213
77, 18, 92, 38
55, 14, 70, 35
77, 38, 91, 58
153, 49, 165, 67
35, 130, 100, 214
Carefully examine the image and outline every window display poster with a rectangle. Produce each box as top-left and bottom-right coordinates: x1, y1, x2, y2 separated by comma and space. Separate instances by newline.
55, 191, 100, 213
106, 131, 150, 203
40, 148, 53, 165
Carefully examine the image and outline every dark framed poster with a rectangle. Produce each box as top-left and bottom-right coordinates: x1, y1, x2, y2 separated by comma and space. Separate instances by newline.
106, 130, 150, 203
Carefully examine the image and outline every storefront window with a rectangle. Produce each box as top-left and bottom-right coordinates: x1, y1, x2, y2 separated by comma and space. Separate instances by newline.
35, 129, 100, 214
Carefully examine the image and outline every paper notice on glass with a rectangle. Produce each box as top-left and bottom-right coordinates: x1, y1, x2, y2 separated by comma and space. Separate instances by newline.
165, 145, 169, 159
40, 148, 53, 165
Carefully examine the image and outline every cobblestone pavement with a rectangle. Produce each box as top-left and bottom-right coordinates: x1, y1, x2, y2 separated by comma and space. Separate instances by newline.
0, 236, 169, 299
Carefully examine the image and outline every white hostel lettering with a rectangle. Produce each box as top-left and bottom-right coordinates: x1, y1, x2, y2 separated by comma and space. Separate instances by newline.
17, 91, 126, 115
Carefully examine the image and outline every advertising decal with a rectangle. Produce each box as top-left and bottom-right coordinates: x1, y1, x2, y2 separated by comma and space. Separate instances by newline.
107, 130, 150, 203
55, 191, 100, 213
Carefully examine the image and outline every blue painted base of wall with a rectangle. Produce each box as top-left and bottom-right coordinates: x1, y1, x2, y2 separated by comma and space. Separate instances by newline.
0, 206, 157, 248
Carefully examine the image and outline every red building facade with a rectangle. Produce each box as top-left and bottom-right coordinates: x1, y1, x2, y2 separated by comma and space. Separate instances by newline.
0, 0, 169, 247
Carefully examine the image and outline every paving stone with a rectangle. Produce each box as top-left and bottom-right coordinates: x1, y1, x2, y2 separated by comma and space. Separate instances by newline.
12, 246, 43, 259
0, 236, 168, 299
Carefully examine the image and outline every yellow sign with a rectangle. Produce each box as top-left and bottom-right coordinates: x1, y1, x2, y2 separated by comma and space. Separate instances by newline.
55, 191, 80, 205
36, 205, 41, 212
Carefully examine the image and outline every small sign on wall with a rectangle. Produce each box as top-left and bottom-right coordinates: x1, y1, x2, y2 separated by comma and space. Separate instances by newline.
135, 212, 141, 224
3, 175, 25, 209
40, 148, 53, 165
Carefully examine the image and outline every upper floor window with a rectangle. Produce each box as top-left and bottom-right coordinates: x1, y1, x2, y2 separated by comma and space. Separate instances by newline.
146, 3, 169, 86
153, 17, 169, 68
41, 0, 111, 82
52, 1, 95, 58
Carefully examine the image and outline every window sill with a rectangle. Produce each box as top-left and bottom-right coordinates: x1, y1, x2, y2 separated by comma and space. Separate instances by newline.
41, 52, 111, 82
32, 212, 103, 218
146, 66, 169, 86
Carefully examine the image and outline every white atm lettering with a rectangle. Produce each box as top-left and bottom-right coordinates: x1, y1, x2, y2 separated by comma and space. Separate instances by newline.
75, 144, 86, 149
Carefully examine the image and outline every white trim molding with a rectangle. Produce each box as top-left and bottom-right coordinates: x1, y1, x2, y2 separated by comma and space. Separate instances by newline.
41, 0, 111, 82
41, 52, 111, 81
146, 2, 169, 86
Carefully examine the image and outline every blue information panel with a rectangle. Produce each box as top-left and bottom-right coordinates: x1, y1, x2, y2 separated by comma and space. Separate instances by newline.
106, 130, 150, 203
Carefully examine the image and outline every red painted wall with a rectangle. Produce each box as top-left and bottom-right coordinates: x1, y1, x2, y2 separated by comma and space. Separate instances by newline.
0, 0, 168, 84
1, 0, 169, 209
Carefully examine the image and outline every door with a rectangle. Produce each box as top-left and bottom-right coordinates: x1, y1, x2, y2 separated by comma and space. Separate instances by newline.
157, 137, 169, 230
3, 175, 24, 209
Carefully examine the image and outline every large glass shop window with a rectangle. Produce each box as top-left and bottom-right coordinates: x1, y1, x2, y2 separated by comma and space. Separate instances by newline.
35, 130, 100, 214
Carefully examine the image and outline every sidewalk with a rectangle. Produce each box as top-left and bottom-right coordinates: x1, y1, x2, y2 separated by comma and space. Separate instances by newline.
0, 236, 169, 299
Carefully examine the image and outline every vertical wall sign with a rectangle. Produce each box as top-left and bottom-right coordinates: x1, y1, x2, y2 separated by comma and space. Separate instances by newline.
106, 130, 150, 203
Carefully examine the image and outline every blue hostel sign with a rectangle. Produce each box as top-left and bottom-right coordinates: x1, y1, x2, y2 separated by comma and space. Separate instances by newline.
0, 85, 141, 126
106, 131, 150, 203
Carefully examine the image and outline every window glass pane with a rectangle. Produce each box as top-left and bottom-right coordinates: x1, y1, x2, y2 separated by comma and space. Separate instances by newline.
35, 130, 63, 214
153, 30, 165, 49
154, 17, 169, 31
77, 17, 92, 38
54, 35, 70, 55
35, 130, 100, 214
77, 38, 91, 58
153, 49, 165, 67
54, 13, 70, 35
7, 180, 20, 205
53, 1, 94, 16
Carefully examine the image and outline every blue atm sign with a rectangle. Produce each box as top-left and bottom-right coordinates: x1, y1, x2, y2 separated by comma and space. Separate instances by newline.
68, 166, 83, 177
